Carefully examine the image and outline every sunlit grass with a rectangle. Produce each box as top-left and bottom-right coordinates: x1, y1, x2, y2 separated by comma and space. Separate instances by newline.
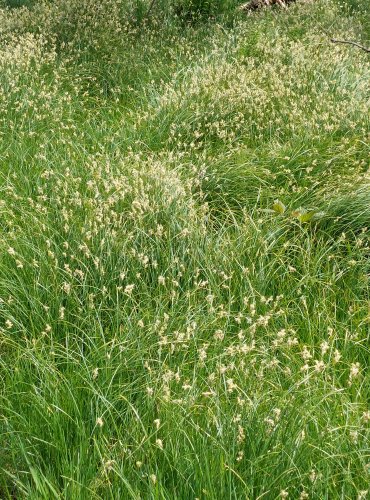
0, 0, 369, 498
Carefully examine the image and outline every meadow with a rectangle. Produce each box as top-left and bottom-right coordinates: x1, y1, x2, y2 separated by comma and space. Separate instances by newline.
0, 0, 369, 498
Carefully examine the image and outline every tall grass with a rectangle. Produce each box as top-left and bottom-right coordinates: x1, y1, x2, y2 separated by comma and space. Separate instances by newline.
0, 0, 369, 498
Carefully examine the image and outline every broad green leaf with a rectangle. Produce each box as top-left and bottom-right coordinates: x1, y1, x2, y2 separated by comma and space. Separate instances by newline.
298, 210, 317, 222
272, 199, 286, 214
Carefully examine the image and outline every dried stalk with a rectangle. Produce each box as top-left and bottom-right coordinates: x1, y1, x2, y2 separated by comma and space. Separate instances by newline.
330, 38, 370, 54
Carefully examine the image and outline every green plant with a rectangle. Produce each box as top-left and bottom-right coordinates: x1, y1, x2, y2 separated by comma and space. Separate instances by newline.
0, 0, 369, 498
1, 0, 34, 7
173, 0, 237, 21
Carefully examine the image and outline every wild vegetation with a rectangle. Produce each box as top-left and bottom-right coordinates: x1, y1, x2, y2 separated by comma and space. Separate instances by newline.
0, 0, 369, 498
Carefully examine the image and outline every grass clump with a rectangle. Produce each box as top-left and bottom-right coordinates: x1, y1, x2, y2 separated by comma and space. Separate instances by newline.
0, 0, 369, 498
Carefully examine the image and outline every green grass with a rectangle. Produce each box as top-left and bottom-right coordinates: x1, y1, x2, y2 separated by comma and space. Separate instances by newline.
0, 0, 369, 498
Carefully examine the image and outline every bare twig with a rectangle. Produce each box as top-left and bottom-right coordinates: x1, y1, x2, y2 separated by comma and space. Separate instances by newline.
330, 38, 370, 53
146, 0, 158, 19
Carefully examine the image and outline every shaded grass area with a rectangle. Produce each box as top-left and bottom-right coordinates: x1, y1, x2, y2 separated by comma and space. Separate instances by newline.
0, 0, 369, 498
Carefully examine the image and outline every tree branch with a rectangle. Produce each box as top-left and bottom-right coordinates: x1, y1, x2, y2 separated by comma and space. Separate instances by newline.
330, 38, 370, 53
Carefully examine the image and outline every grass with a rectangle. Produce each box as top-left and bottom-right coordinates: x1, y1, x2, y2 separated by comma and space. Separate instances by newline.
0, 0, 369, 498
